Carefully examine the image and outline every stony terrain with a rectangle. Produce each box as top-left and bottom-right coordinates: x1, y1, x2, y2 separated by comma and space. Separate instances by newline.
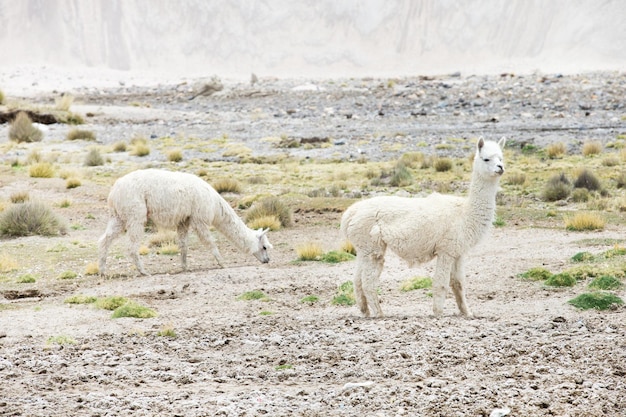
0, 71, 625, 416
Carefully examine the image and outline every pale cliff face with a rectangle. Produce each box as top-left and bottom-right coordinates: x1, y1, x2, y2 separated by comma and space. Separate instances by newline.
0, 0, 624, 79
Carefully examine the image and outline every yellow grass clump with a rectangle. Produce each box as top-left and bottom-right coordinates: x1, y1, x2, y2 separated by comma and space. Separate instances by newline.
66, 128, 95, 141
582, 141, 603, 156
29, 162, 55, 178
85, 262, 99, 275
167, 149, 183, 162
66, 177, 82, 189
565, 212, 605, 231
247, 215, 281, 231
296, 242, 324, 261
546, 142, 567, 159
211, 178, 242, 194
9, 112, 43, 143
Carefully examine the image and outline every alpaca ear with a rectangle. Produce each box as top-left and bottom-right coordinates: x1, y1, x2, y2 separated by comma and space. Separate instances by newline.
477, 137, 485, 150
498, 136, 506, 149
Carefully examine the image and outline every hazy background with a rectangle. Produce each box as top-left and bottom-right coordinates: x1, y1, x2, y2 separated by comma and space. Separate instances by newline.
1, 0, 625, 80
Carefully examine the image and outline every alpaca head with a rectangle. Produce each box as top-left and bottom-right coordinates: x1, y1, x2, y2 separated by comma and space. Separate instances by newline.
474, 137, 505, 179
252, 228, 273, 263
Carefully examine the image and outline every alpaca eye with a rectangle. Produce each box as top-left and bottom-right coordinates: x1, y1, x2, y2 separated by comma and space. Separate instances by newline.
262, 246, 267, 250
483, 158, 490, 162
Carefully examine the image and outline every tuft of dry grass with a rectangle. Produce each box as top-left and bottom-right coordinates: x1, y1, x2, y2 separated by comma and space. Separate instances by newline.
505, 171, 526, 186
0, 254, 18, 272
564, 212, 605, 231
246, 197, 292, 228
247, 215, 281, 231
296, 242, 324, 261
582, 140, 603, 156
66, 177, 82, 189
211, 178, 242, 194
129, 136, 150, 156
10, 191, 30, 204
9, 112, 43, 143
112, 141, 127, 152
340, 240, 356, 255
434, 157, 453, 172
84, 262, 99, 275
84, 148, 105, 166
55, 94, 74, 111
546, 142, 567, 159
66, 128, 95, 141
166, 149, 183, 162
29, 162, 55, 178
542, 173, 571, 202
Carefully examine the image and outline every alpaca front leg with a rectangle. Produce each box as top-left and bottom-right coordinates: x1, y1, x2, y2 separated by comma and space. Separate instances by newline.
432, 255, 454, 317
98, 217, 124, 275
451, 257, 473, 317
194, 226, 225, 268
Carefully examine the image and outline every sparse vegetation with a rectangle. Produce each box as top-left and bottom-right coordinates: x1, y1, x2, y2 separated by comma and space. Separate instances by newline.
389, 163, 413, 187
300, 295, 319, 304
546, 142, 567, 159
400, 276, 433, 292
9, 112, 43, 143
66, 177, 82, 189
111, 301, 157, 319
588, 275, 623, 290
331, 281, 355, 306
10, 191, 30, 204
64, 295, 98, 304
573, 169, 601, 191
571, 251, 594, 263
58, 270, 78, 280
320, 250, 355, 263
112, 141, 127, 152
433, 157, 453, 172
247, 215, 281, 231
506, 171, 526, 186
0, 201, 67, 236
129, 136, 150, 156
16, 274, 36, 283
545, 272, 576, 287
519, 267, 552, 281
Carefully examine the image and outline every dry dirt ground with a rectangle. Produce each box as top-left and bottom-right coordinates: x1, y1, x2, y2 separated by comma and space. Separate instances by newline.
0, 72, 625, 416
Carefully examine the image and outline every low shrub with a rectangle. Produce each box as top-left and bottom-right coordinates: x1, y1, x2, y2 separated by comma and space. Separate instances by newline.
573, 169, 601, 191
66, 177, 82, 189
112, 141, 127, 152
542, 173, 571, 202
519, 267, 552, 281
571, 251, 594, 262
389, 163, 413, 187
320, 250, 355, 263
58, 270, 78, 280
570, 188, 590, 203
0, 201, 67, 236
167, 149, 183, 162
64, 294, 98, 304
433, 157, 453, 172
9, 112, 43, 143
568, 292, 623, 310
95, 296, 129, 310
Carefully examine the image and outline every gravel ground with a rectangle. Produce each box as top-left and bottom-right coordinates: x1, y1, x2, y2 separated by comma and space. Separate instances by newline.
0, 71, 625, 416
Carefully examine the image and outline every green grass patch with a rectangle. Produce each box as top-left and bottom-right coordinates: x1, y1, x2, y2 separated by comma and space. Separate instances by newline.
16, 274, 37, 283
57, 270, 78, 280
545, 272, 576, 287
275, 364, 294, 371
300, 295, 319, 303
237, 290, 269, 301
95, 296, 129, 310
519, 267, 553, 281
400, 276, 433, 292
64, 294, 98, 304
320, 250, 355, 263
331, 280, 355, 306
568, 292, 624, 310
111, 301, 157, 318
588, 275, 623, 291
571, 251, 595, 263
46, 335, 76, 346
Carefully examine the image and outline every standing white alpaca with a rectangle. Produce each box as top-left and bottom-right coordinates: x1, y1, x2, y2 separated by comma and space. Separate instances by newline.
340, 138, 505, 317
98, 169, 272, 275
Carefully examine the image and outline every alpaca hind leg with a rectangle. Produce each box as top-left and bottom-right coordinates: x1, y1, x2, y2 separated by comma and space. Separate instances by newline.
353, 257, 369, 317
127, 220, 149, 276
177, 218, 191, 271
360, 253, 385, 318
450, 257, 473, 317
98, 216, 125, 275
194, 225, 225, 268
432, 255, 454, 317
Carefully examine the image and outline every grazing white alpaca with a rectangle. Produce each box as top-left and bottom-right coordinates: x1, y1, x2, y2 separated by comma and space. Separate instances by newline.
341, 138, 505, 318
98, 169, 272, 275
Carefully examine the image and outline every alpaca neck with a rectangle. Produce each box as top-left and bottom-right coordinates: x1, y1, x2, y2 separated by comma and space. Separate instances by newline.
212, 196, 257, 254
462, 172, 500, 239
